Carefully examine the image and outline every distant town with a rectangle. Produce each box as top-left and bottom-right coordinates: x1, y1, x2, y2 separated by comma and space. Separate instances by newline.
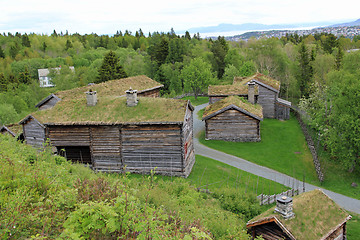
226, 25, 360, 41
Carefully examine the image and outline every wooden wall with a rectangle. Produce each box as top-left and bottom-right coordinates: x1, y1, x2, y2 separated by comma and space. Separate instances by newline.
250, 222, 291, 240
257, 86, 277, 119
91, 126, 121, 172
23, 118, 45, 148
182, 104, 195, 177
138, 88, 160, 98
209, 96, 226, 104
205, 109, 260, 142
275, 103, 290, 120
45, 122, 193, 177
122, 124, 183, 175
38, 97, 60, 110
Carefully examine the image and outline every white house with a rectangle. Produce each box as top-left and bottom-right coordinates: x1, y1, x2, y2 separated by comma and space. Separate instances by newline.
38, 66, 75, 87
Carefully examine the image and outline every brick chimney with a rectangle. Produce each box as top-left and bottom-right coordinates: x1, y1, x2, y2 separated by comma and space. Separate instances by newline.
85, 89, 97, 106
126, 87, 138, 107
248, 80, 256, 104
274, 195, 295, 219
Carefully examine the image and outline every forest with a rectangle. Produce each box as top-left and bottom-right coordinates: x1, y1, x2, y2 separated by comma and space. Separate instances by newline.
0, 29, 360, 174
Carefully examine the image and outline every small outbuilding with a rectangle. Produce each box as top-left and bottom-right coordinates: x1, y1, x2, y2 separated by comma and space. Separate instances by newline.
202, 96, 263, 142
208, 73, 291, 120
247, 189, 352, 240
0, 124, 23, 140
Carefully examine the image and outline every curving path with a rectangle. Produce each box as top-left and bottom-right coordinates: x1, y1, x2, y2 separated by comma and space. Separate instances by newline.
193, 103, 360, 214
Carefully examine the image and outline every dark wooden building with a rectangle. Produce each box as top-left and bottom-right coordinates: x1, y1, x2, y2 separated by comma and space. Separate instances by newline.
202, 96, 263, 142
1, 124, 24, 141
247, 189, 352, 240
20, 87, 195, 177
208, 73, 291, 120
35, 75, 164, 110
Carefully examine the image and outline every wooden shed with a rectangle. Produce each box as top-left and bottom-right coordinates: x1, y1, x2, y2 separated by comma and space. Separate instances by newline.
35, 75, 164, 110
247, 189, 352, 240
208, 73, 291, 120
202, 96, 263, 142
20, 90, 195, 177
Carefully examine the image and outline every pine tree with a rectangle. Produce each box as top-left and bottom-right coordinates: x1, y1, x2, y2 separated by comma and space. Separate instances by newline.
21, 34, 31, 47
65, 39, 73, 50
97, 51, 127, 83
19, 66, 31, 84
42, 42, 47, 52
298, 41, 313, 97
0, 47, 5, 58
0, 73, 7, 92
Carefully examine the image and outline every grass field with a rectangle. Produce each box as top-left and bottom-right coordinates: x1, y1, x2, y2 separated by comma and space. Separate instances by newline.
181, 96, 208, 106
347, 213, 360, 240
188, 155, 289, 195
199, 114, 360, 200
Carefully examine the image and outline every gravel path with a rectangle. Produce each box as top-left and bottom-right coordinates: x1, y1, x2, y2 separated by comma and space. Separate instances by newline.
193, 103, 360, 214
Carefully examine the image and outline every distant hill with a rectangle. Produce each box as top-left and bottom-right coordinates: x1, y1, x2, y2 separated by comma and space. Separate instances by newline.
186, 21, 338, 34
328, 18, 360, 27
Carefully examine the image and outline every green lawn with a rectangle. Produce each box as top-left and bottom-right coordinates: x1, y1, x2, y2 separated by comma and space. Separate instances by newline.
200, 116, 318, 184
181, 96, 209, 106
187, 155, 289, 196
348, 213, 360, 240
199, 115, 360, 199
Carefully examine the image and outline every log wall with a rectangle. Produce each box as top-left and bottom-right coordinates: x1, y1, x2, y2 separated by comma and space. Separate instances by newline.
182, 104, 195, 177
138, 88, 160, 98
121, 124, 183, 175
91, 126, 122, 172
257, 86, 277, 119
205, 109, 260, 142
275, 103, 290, 120
23, 118, 45, 148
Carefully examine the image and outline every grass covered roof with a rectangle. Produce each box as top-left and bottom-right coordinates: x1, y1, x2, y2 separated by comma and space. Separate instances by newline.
55, 75, 163, 100
32, 96, 190, 125
202, 95, 263, 120
248, 189, 351, 240
233, 73, 280, 91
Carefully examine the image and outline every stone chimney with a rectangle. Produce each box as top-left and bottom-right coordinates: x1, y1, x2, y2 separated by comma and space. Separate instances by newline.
126, 87, 138, 107
274, 195, 295, 219
248, 80, 256, 104
85, 89, 97, 106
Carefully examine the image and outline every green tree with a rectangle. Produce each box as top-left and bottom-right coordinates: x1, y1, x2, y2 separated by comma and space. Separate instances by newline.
0, 73, 8, 92
211, 36, 229, 79
181, 57, 214, 99
21, 34, 31, 47
97, 51, 127, 83
42, 42, 47, 52
19, 66, 31, 84
0, 46, 5, 58
298, 41, 313, 97
65, 39, 73, 50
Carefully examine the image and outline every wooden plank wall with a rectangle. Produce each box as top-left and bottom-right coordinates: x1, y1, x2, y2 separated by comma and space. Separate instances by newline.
252, 222, 291, 240
138, 88, 160, 98
38, 97, 60, 110
182, 105, 195, 177
206, 109, 260, 142
23, 118, 45, 148
91, 126, 121, 172
122, 124, 183, 175
275, 103, 290, 120
48, 126, 90, 146
257, 86, 277, 119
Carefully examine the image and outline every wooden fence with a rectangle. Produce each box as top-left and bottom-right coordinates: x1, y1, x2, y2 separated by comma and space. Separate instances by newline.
257, 188, 302, 205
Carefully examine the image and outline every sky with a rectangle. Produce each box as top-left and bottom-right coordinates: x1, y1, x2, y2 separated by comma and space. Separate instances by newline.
1, 0, 359, 35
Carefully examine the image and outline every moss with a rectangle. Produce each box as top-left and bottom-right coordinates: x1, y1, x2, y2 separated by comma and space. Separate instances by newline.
33, 97, 189, 124
249, 190, 350, 240
55, 75, 163, 100
203, 95, 263, 119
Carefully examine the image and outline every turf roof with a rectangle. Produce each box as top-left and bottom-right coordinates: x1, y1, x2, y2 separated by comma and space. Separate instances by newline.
32, 96, 190, 125
55, 75, 163, 100
208, 84, 253, 96
248, 189, 351, 240
202, 95, 263, 120
1, 124, 22, 137
241, 72, 280, 91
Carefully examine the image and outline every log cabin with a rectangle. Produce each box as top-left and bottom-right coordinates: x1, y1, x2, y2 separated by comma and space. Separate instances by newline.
208, 73, 291, 120
35, 75, 164, 110
247, 189, 352, 240
20, 84, 195, 177
202, 96, 263, 142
